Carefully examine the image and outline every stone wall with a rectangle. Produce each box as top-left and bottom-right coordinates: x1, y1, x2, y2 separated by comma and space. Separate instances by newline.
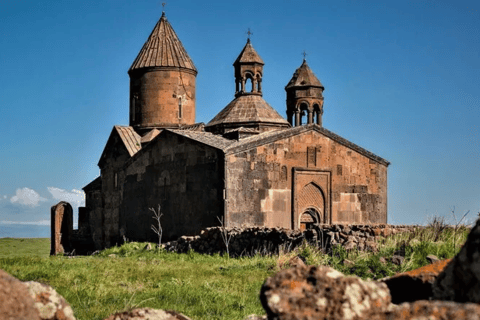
225, 128, 388, 230
161, 224, 419, 257
121, 131, 224, 242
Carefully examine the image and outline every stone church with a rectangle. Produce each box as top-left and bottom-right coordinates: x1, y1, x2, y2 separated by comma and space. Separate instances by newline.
54, 11, 389, 252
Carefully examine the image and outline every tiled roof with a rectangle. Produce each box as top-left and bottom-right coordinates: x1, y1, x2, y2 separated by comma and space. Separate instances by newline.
115, 126, 141, 156
206, 95, 290, 127
129, 13, 197, 73
140, 128, 162, 144
234, 39, 264, 65
286, 60, 324, 89
169, 129, 235, 150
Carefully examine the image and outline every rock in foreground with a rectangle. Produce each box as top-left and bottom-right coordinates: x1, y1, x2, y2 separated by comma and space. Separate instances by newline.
260, 265, 391, 320
433, 218, 480, 302
0, 269, 40, 320
24, 281, 76, 320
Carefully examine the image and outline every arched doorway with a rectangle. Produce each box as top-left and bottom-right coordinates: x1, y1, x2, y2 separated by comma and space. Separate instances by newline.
297, 182, 325, 228
300, 207, 320, 230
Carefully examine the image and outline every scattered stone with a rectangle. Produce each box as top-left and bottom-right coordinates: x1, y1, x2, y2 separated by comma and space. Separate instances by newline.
433, 218, 480, 302
24, 281, 76, 320
379, 257, 387, 265
381, 259, 452, 304
243, 315, 267, 320
344, 240, 357, 251
426, 254, 439, 264
365, 241, 378, 252
390, 255, 404, 266
143, 243, 153, 251
104, 308, 192, 320
0, 269, 40, 320
260, 265, 391, 320
343, 259, 355, 267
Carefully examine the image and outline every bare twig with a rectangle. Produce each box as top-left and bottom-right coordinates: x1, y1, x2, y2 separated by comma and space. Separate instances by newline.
450, 206, 470, 251
217, 216, 232, 257
150, 205, 163, 247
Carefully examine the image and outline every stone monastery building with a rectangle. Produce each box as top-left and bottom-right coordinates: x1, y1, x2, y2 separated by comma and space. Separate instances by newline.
61, 11, 389, 251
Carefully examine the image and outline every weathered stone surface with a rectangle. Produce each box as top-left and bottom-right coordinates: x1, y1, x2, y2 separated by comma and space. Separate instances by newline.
381, 259, 452, 304
260, 265, 391, 320
104, 308, 192, 320
433, 218, 480, 302
369, 300, 480, 320
390, 255, 404, 266
243, 315, 267, 320
426, 254, 439, 264
24, 281, 76, 320
0, 269, 41, 320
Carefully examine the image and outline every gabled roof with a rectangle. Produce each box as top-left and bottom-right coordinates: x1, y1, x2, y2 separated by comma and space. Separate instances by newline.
225, 124, 390, 166
115, 126, 142, 156
98, 126, 141, 167
206, 95, 290, 127
233, 39, 264, 65
286, 59, 324, 89
129, 12, 197, 73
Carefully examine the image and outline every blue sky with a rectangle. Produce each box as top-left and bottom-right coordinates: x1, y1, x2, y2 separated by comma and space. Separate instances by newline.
0, 0, 479, 235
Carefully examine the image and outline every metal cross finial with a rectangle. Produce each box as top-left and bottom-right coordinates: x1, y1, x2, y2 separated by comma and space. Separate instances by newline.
302, 50, 307, 61
246, 28, 253, 40
161, 2, 166, 15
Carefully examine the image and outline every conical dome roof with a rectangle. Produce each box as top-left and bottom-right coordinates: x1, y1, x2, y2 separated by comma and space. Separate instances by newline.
234, 39, 264, 65
286, 60, 323, 89
206, 95, 289, 127
129, 12, 197, 73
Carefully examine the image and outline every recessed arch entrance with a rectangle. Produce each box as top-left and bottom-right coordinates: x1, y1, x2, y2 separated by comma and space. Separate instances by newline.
292, 169, 331, 229
299, 207, 321, 230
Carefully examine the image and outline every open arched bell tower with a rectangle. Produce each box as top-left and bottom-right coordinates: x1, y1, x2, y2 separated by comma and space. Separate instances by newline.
233, 38, 264, 97
285, 58, 324, 127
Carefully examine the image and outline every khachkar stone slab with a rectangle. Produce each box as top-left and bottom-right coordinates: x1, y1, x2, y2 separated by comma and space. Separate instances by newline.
50, 201, 73, 255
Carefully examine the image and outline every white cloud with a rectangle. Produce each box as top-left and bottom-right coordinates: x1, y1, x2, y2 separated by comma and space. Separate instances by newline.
0, 220, 50, 226
47, 187, 85, 207
10, 188, 47, 207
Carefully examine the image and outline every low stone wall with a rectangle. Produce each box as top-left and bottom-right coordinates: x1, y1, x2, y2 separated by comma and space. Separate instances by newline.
162, 224, 421, 257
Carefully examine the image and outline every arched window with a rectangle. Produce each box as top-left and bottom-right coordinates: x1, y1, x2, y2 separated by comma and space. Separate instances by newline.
178, 97, 183, 119
313, 103, 321, 125
299, 102, 309, 126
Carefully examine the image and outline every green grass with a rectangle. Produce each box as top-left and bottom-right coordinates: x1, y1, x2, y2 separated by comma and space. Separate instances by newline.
0, 238, 50, 258
0, 225, 472, 320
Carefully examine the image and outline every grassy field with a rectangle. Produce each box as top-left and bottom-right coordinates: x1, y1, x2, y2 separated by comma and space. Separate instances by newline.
0, 225, 471, 320
0, 238, 50, 258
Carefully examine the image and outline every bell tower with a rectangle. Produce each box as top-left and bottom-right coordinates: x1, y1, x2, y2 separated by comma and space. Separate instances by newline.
128, 12, 197, 132
285, 58, 324, 126
233, 38, 264, 97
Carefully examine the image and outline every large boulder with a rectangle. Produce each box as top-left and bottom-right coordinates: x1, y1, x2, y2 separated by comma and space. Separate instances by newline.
104, 308, 192, 320
0, 269, 40, 320
433, 219, 480, 302
369, 300, 480, 320
381, 259, 451, 304
260, 265, 391, 320
24, 281, 76, 320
